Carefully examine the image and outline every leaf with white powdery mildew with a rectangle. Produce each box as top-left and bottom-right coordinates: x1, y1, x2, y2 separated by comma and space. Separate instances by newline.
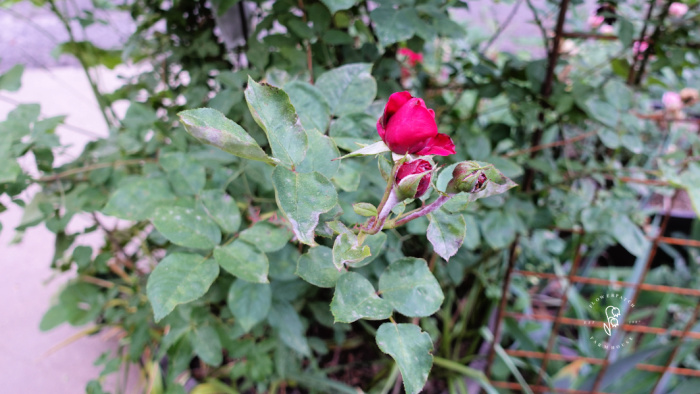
214, 239, 269, 283
316, 63, 377, 117
147, 253, 219, 321
284, 80, 331, 133
379, 257, 444, 317
330, 272, 393, 323
296, 128, 340, 179
178, 108, 276, 165
102, 177, 176, 221
296, 246, 341, 288
198, 189, 241, 234
427, 208, 466, 261
245, 77, 308, 168
272, 166, 338, 245
376, 323, 434, 394
227, 279, 271, 332
152, 206, 221, 249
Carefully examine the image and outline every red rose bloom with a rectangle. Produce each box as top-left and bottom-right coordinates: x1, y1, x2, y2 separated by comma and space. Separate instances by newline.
377, 91, 456, 156
396, 159, 433, 198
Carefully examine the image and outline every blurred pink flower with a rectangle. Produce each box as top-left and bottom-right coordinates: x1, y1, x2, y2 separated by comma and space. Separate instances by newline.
600, 24, 615, 35
633, 40, 650, 59
669, 2, 689, 17
588, 15, 604, 29
398, 48, 424, 67
662, 91, 683, 111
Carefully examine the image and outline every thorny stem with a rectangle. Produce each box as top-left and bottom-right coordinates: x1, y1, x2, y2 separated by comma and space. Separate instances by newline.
384, 194, 453, 229
36, 158, 156, 182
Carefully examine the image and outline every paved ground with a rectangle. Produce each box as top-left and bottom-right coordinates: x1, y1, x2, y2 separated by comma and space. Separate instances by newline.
0, 66, 139, 393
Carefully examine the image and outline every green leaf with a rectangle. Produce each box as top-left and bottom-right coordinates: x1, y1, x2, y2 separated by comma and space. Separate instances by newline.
579, 344, 674, 391
245, 77, 308, 168
284, 81, 331, 133
160, 152, 206, 196
0, 158, 21, 183
332, 229, 371, 269
147, 253, 220, 321
617, 17, 634, 47
198, 189, 241, 234
102, 178, 176, 221
178, 108, 276, 165
296, 128, 340, 179
296, 245, 341, 288
0, 64, 24, 92
611, 215, 650, 258
337, 140, 390, 159
427, 208, 466, 261
583, 98, 620, 129
330, 272, 393, 323
54, 41, 122, 69
353, 202, 377, 217
190, 324, 223, 366
268, 301, 310, 356
329, 113, 377, 151
376, 323, 434, 394
152, 206, 221, 249
480, 210, 517, 249
227, 280, 272, 332
379, 257, 444, 317
271, 166, 338, 245
214, 240, 269, 283
40, 304, 68, 331
320, 0, 356, 14
355, 232, 387, 267
239, 221, 292, 252
369, 7, 419, 46
316, 63, 377, 117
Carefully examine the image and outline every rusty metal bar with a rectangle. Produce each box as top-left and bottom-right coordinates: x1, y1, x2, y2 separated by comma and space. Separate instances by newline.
656, 236, 700, 248
504, 350, 700, 377
505, 312, 700, 340
591, 191, 676, 392
491, 380, 609, 394
650, 302, 700, 393
485, 241, 519, 378
535, 241, 583, 385
513, 270, 700, 297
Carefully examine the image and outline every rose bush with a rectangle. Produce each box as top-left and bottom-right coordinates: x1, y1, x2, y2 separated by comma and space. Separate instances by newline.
2, 0, 699, 393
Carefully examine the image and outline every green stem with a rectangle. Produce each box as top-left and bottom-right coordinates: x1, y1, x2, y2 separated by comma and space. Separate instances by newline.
36, 158, 156, 182
48, 0, 116, 129
384, 194, 453, 229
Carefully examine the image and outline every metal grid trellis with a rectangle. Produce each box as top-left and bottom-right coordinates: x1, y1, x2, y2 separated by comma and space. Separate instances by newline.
483, 187, 700, 393
480, 0, 700, 391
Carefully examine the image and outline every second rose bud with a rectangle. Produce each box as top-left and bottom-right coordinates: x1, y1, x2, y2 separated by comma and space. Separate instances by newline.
395, 159, 433, 199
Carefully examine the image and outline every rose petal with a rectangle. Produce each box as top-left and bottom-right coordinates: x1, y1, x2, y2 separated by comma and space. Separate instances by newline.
414, 133, 456, 156
376, 118, 386, 140
382, 91, 413, 127
383, 98, 438, 154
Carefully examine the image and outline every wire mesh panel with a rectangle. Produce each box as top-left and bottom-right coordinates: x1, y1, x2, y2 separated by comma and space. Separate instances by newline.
485, 228, 700, 393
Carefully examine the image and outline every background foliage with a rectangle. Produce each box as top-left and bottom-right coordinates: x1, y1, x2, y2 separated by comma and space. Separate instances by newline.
1, 0, 700, 393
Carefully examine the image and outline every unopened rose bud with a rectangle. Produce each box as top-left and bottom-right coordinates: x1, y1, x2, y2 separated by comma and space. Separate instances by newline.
588, 15, 604, 29
446, 162, 488, 194
395, 159, 433, 199
669, 2, 688, 17
680, 88, 699, 106
662, 91, 683, 111
600, 24, 615, 35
